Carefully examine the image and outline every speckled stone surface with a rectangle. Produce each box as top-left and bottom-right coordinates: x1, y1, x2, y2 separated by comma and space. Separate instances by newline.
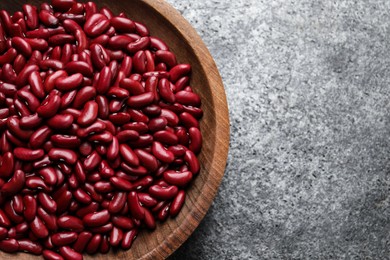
165, 1, 390, 259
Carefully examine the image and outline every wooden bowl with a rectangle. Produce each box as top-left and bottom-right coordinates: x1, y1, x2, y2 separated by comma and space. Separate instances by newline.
1, 0, 230, 259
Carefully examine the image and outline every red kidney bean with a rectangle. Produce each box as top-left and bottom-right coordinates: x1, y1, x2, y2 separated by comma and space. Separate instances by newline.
15, 64, 39, 87
127, 92, 154, 109
11, 195, 24, 215
116, 130, 139, 143
65, 60, 93, 77
150, 36, 169, 51
77, 120, 106, 138
11, 37, 32, 57
84, 233, 101, 254
148, 117, 167, 132
39, 10, 59, 28
0, 48, 17, 66
60, 90, 77, 109
158, 78, 176, 103
0, 152, 14, 178
83, 209, 110, 227
48, 148, 77, 165
59, 246, 82, 260
149, 185, 178, 200
29, 126, 52, 149
71, 231, 92, 253
52, 232, 78, 246
77, 100, 98, 126
55, 73, 83, 91
18, 239, 43, 255
119, 144, 139, 166
127, 36, 150, 53
138, 193, 158, 208
108, 35, 134, 50
109, 226, 123, 247
127, 192, 144, 220
14, 147, 45, 161
84, 13, 110, 37
95, 95, 109, 119
105, 136, 118, 161
188, 127, 203, 154
28, 71, 45, 99
108, 176, 131, 191
175, 91, 201, 107
121, 229, 138, 249
47, 114, 74, 130
96, 66, 112, 94
37, 93, 61, 118
22, 195, 37, 222
43, 249, 64, 260
108, 192, 127, 214
90, 43, 109, 70
153, 130, 178, 146
1, 169, 25, 197
22, 4, 39, 30
13, 54, 27, 74
120, 78, 145, 95
134, 149, 158, 172
163, 170, 193, 187
152, 141, 175, 163
38, 192, 57, 214
30, 216, 49, 238
143, 208, 156, 230
37, 167, 57, 186
155, 50, 177, 68
0, 209, 11, 228
57, 215, 83, 232
0, 239, 19, 253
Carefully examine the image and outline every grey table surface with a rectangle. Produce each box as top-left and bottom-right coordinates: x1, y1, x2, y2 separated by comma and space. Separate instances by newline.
165, 0, 390, 259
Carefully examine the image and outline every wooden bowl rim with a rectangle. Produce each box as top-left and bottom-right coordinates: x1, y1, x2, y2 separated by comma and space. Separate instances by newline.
137, 0, 230, 259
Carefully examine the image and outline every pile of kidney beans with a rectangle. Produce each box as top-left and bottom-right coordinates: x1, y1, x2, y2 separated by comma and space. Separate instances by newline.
0, 0, 203, 259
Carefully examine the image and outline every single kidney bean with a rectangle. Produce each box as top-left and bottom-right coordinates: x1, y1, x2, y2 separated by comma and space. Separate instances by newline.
18, 239, 43, 255
37, 93, 61, 118
138, 193, 158, 208
38, 167, 58, 186
0, 239, 19, 253
163, 170, 193, 187
96, 66, 112, 94
47, 114, 74, 130
1, 169, 25, 196
19, 113, 42, 129
127, 192, 145, 220
55, 73, 83, 91
48, 148, 77, 165
38, 192, 57, 214
84, 13, 110, 37
152, 141, 175, 163
108, 192, 127, 214
65, 60, 93, 77
83, 209, 110, 227
30, 216, 49, 238
149, 185, 178, 201
0, 152, 14, 178
23, 195, 37, 222
0, 209, 11, 228
57, 215, 83, 232
59, 246, 82, 260
52, 232, 78, 246
43, 249, 64, 260
77, 100, 98, 126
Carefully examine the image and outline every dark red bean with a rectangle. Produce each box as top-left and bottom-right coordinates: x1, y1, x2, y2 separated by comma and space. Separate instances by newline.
59, 246, 82, 260
0, 152, 14, 178
43, 249, 64, 260
30, 216, 49, 238
150, 36, 169, 51
83, 210, 110, 227
77, 100, 98, 126
47, 114, 74, 130
152, 141, 175, 163
48, 148, 77, 165
65, 61, 93, 77
84, 13, 110, 37
1, 169, 25, 196
55, 73, 83, 91
0, 239, 19, 253
149, 185, 178, 200
52, 232, 78, 246
127, 192, 145, 220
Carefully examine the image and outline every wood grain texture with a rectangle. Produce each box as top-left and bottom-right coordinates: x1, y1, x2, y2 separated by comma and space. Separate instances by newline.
0, 0, 230, 259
